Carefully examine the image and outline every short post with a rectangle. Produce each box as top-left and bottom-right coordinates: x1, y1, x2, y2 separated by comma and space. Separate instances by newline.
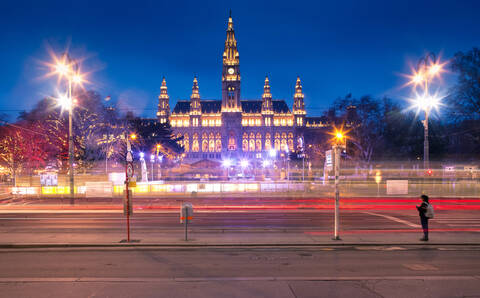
181, 202, 193, 241
184, 208, 188, 241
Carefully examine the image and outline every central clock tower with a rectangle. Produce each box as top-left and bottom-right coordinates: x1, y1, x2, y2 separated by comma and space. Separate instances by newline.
221, 12, 241, 112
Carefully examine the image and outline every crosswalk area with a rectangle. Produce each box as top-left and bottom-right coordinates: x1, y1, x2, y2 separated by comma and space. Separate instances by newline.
433, 217, 480, 227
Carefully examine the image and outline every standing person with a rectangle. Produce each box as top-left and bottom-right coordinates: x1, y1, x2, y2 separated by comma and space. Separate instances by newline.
416, 194, 430, 241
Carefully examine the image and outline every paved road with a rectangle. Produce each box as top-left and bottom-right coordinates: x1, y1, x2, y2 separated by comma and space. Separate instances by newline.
1, 209, 480, 245
1, 246, 480, 297
1, 208, 479, 230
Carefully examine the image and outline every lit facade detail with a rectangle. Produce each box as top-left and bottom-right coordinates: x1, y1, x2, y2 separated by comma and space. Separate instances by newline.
156, 13, 325, 162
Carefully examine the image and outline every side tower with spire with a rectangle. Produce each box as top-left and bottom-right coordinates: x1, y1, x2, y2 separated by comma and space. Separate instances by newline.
190, 76, 201, 127
157, 77, 170, 124
293, 76, 306, 127
261, 76, 273, 126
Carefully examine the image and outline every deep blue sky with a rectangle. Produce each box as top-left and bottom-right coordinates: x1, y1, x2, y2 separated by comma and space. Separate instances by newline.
1, 0, 479, 120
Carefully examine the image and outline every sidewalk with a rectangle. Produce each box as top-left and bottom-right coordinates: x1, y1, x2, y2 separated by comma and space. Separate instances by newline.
1, 228, 480, 247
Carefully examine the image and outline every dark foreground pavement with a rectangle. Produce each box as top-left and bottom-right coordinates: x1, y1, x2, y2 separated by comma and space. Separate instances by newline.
1, 246, 480, 298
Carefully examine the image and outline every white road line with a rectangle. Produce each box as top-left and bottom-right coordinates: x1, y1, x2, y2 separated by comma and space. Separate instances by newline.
362, 211, 421, 228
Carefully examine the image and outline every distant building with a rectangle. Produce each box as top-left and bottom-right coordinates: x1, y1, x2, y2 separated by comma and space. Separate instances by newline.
156, 13, 328, 163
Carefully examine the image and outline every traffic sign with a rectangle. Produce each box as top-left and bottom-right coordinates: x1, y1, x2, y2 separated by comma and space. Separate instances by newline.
126, 151, 133, 162
126, 162, 134, 178
325, 150, 332, 166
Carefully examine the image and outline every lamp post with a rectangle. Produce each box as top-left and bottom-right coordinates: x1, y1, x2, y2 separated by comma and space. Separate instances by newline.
222, 159, 232, 180
240, 159, 249, 179
332, 129, 346, 240
51, 53, 84, 205
409, 53, 443, 172
158, 155, 163, 179
269, 149, 277, 180
150, 155, 155, 181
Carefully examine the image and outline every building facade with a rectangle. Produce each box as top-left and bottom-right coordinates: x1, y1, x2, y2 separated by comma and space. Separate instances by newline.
156, 14, 326, 163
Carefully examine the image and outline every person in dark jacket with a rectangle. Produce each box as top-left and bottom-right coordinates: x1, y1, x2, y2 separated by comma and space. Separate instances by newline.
416, 194, 430, 241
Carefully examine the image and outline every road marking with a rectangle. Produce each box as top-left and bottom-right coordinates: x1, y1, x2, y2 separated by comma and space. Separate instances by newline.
362, 211, 421, 228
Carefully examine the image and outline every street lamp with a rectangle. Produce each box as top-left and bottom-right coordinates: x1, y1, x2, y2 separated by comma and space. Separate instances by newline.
222, 159, 232, 179
150, 154, 155, 181
158, 155, 163, 179
51, 53, 84, 205
409, 52, 444, 172
240, 159, 249, 178
332, 127, 346, 240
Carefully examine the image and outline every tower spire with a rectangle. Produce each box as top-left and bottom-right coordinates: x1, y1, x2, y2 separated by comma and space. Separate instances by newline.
262, 76, 273, 114
190, 76, 201, 116
157, 77, 170, 123
293, 76, 306, 126
191, 76, 200, 99
222, 12, 241, 112
223, 11, 239, 66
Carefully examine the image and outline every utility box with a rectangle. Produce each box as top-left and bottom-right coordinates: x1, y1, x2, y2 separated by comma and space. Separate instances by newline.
180, 202, 193, 223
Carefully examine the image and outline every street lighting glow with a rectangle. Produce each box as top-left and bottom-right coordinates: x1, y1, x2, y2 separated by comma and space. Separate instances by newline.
222, 159, 232, 168
72, 73, 83, 84
262, 160, 271, 167
130, 133, 137, 140
412, 72, 424, 84
56, 93, 72, 110
139, 152, 145, 159
414, 93, 440, 111
269, 149, 277, 158
55, 62, 70, 77
429, 63, 441, 75
240, 159, 249, 168
150, 155, 155, 161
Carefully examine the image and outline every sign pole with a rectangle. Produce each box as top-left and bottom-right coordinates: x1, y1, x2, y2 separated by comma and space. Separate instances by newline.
125, 164, 130, 242
184, 209, 188, 241
333, 145, 341, 240
124, 136, 134, 243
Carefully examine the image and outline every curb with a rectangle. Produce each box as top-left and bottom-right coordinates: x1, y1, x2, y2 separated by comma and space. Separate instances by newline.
1, 242, 479, 249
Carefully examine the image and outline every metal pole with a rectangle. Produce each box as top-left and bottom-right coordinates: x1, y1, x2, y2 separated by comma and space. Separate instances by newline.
333, 145, 341, 240
302, 155, 305, 181
105, 152, 108, 174
68, 79, 74, 205
125, 174, 130, 242
424, 110, 429, 171
184, 209, 188, 241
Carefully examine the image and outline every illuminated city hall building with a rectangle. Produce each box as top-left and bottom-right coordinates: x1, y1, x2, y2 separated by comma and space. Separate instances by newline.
156, 14, 325, 163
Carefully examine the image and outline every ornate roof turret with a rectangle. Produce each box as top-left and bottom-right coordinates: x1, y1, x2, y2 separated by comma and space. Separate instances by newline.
261, 76, 273, 114
293, 76, 305, 114
190, 76, 201, 115
157, 77, 170, 123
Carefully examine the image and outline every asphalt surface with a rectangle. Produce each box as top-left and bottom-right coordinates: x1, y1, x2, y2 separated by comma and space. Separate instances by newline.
1, 246, 480, 297
0, 209, 479, 231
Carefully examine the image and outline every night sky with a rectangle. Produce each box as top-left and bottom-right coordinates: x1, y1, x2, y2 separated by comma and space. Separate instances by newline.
1, 0, 479, 120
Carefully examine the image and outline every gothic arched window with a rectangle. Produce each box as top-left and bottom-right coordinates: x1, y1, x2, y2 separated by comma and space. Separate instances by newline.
228, 131, 236, 150
242, 139, 248, 152
202, 139, 208, 152
249, 139, 255, 152
192, 133, 199, 152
